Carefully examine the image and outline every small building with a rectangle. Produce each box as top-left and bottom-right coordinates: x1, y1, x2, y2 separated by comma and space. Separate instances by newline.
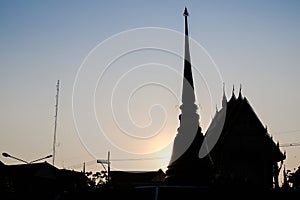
0, 161, 89, 199
109, 169, 166, 187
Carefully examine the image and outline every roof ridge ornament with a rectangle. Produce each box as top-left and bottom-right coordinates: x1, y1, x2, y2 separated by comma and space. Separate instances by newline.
222, 82, 227, 108
238, 84, 243, 99
231, 85, 236, 98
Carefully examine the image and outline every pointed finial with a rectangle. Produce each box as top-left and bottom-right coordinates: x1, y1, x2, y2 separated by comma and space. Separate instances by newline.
232, 85, 235, 97
238, 84, 243, 99
239, 84, 242, 94
183, 7, 189, 16
223, 83, 226, 98
222, 82, 227, 108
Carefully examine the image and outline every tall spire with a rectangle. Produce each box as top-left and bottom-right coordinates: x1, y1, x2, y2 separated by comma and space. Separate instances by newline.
181, 6, 196, 105
165, 7, 210, 186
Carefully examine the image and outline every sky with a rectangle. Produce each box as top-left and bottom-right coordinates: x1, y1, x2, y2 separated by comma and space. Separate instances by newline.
0, 0, 300, 180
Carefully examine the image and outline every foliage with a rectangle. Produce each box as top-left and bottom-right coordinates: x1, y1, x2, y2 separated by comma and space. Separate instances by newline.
85, 170, 108, 188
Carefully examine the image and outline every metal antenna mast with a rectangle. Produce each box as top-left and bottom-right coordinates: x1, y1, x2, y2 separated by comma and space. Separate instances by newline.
52, 80, 60, 166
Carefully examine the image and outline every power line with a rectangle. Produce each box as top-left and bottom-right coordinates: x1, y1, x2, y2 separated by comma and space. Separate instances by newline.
273, 129, 300, 135
111, 157, 166, 162
280, 142, 300, 148
65, 156, 166, 170
66, 160, 97, 169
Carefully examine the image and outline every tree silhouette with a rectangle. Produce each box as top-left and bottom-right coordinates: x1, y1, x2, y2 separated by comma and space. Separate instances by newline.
85, 171, 108, 188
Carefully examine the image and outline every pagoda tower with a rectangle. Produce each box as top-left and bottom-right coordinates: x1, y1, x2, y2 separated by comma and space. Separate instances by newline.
165, 7, 211, 185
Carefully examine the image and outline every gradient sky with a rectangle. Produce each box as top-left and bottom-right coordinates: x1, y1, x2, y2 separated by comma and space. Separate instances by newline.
1, 0, 300, 181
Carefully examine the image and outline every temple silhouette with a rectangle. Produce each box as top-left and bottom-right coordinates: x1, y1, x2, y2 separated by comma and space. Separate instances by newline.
1, 6, 298, 200
165, 7, 286, 190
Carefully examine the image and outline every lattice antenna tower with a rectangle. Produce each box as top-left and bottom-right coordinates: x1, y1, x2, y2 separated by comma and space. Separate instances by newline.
52, 80, 60, 166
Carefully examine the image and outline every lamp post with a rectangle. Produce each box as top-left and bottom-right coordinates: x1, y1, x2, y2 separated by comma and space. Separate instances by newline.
2, 152, 28, 164
29, 154, 52, 164
2, 152, 52, 164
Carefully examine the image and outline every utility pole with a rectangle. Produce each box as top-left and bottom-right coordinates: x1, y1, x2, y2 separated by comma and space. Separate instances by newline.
52, 80, 59, 166
97, 151, 111, 183
107, 151, 110, 182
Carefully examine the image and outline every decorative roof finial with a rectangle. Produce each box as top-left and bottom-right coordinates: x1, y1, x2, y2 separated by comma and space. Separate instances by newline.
183, 7, 189, 17
222, 82, 227, 108
238, 84, 243, 99
231, 85, 236, 99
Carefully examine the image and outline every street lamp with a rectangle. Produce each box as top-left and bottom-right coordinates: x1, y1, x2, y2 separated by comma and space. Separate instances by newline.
2, 152, 52, 164
29, 154, 52, 164
2, 152, 28, 164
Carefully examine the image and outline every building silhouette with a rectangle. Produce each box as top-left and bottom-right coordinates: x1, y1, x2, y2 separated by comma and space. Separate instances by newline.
206, 88, 286, 189
109, 169, 165, 187
0, 161, 89, 199
165, 7, 285, 190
